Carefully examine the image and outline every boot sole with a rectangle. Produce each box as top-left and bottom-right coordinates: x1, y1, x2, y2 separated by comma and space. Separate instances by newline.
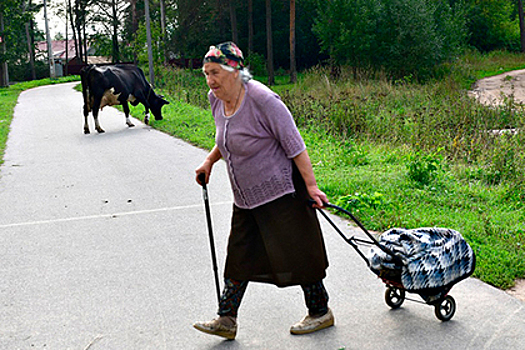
193, 324, 236, 340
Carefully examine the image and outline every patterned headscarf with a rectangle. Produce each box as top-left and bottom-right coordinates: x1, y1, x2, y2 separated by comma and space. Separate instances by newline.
203, 41, 244, 70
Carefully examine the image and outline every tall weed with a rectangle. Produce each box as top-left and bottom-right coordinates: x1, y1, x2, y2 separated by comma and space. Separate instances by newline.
281, 65, 525, 189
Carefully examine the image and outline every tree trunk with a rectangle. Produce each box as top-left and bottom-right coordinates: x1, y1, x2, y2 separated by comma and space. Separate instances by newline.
75, 0, 84, 64
144, 0, 155, 87
111, 0, 120, 62
65, 3, 68, 76
44, 0, 56, 78
68, 0, 79, 64
130, 0, 138, 64
160, 0, 167, 63
0, 11, 8, 87
266, 0, 274, 85
23, 0, 36, 80
248, 0, 253, 54
289, 0, 296, 83
25, 22, 36, 80
229, 0, 238, 43
519, 0, 525, 52
216, 0, 227, 39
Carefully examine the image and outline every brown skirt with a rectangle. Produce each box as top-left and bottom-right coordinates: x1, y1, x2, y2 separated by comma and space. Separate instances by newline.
224, 166, 329, 287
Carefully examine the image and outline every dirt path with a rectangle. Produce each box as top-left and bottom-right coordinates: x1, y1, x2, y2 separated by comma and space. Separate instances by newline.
469, 71, 525, 301
469, 68, 525, 106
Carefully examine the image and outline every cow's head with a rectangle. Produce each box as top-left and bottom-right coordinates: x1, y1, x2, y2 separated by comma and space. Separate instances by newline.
149, 93, 169, 120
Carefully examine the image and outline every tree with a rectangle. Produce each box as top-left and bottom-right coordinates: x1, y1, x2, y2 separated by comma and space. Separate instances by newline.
289, 0, 296, 83
43, 0, 55, 78
91, 0, 130, 62
67, 0, 78, 64
313, 0, 467, 79
0, 0, 38, 85
0, 10, 7, 86
229, 0, 238, 43
159, 0, 167, 62
314, 0, 381, 71
518, 0, 525, 52
73, 0, 91, 63
265, 0, 274, 85
248, 0, 253, 53
23, 0, 36, 80
465, 0, 519, 52
167, 0, 221, 59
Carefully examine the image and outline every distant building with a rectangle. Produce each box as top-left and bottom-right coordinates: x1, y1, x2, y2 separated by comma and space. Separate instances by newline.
35, 39, 111, 76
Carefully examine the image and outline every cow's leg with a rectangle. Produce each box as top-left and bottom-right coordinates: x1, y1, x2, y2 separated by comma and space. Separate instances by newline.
92, 97, 105, 133
122, 102, 135, 127
144, 107, 150, 125
83, 104, 90, 134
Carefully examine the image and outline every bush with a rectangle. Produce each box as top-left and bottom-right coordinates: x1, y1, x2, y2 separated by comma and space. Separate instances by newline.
313, 0, 468, 79
245, 53, 268, 77
9, 61, 50, 81
467, 0, 521, 52
154, 65, 209, 109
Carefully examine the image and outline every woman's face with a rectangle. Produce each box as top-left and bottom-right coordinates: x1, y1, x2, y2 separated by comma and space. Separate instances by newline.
203, 62, 239, 101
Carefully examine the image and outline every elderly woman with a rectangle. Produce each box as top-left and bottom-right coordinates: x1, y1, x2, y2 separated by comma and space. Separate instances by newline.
193, 41, 334, 340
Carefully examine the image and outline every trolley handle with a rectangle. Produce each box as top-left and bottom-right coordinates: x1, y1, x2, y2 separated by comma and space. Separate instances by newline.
308, 200, 402, 263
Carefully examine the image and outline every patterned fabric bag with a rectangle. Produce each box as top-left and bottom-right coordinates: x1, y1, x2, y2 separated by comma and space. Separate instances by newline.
369, 228, 475, 291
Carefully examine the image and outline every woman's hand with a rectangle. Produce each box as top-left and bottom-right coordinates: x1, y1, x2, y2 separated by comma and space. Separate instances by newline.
307, 186, 328, 208
195, 145, 222, 185
195, 162, 211, 186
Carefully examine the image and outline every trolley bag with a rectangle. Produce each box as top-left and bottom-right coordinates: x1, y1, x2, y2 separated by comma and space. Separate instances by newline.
313, 201, 476, 321
369, 227, 476, 296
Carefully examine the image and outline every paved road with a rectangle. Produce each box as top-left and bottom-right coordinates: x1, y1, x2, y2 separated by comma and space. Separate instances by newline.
1, 82, 524, 349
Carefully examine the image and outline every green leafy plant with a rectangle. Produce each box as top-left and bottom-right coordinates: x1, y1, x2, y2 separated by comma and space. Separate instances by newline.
406, 149, 444, 186
245, 53, 268, 77
336, 191, 385, 212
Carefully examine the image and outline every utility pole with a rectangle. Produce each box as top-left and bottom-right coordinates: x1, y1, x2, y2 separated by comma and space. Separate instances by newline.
144, 0, 154, 87
43, 0, 56, 78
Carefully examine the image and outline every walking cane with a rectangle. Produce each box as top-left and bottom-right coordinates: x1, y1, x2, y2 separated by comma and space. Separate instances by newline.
198, 173, 221, 304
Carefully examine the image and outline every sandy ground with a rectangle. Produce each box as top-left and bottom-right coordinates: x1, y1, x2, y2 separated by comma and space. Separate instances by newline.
507, 279, 525, 301
469, 71, 525, 301
469, 68, 525, 106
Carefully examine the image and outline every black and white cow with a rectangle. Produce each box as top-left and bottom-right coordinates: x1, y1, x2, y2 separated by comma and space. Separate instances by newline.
80, 64, 169, 134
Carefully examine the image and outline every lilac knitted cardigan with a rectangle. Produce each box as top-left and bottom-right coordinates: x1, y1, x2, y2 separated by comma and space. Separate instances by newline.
210, 79, 306, 209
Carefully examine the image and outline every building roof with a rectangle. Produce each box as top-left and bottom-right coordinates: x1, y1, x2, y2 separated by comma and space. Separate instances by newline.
36, 39, 86, 61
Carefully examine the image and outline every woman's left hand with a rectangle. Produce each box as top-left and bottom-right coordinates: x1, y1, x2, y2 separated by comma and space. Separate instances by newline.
307, 186, 328, 208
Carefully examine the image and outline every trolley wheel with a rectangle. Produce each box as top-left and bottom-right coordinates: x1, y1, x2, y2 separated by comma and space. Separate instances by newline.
385, 286, 405, 309
434, 295, 456, 321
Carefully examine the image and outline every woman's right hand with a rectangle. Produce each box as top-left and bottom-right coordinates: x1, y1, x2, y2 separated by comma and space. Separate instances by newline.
195, 145, 222, 186
195, 161, 212, 186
